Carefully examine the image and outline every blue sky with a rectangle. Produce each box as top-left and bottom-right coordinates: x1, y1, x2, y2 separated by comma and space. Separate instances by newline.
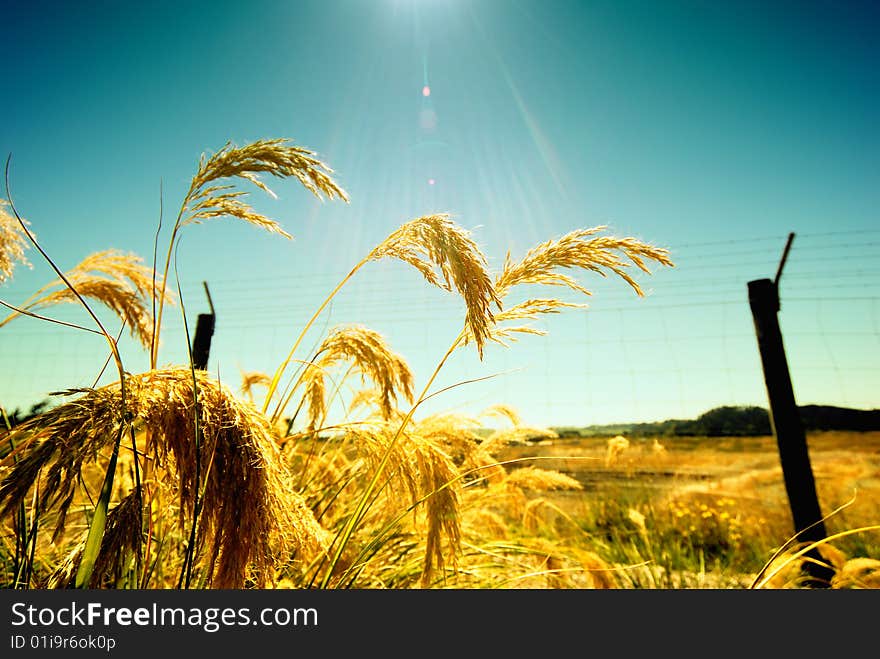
2, 0, 878, 427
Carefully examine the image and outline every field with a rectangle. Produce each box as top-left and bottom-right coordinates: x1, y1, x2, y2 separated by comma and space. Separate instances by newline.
492, 430, 880, 588
2, 138, 877, 590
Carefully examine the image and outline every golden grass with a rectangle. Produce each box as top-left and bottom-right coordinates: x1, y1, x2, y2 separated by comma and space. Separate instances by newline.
413, 413, 506, 485
365, 213, 501, 359
188, 138, 349, 215
452, 537, 619, 589
833, 557, 880, 589
239, 370, 272, 402
181, 138, 349, 239
506, 466, 584, 492
464, 226, 674, 349
480, 426, 559, 455
480, 403, 523, 427
0, 368, 329, 588
263, 213, 502, 419
46, 490, 144, 588
330, 418, 462, 586
494, 226, 674, 298
0, 137, 698, 591
491, 432, 880, 588
605, 435, 630, 467
294, 324, 415, 430
0, 199, 32, 283
0, 249, 173, 350
151, 137, 349, 368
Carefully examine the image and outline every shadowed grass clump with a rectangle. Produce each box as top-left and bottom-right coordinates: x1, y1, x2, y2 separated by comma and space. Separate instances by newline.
0, 368, 328, 588
46, 490, 144, 588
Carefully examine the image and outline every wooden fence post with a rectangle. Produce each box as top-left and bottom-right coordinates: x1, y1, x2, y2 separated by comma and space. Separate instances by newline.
191, 282, 215, 372
748, 233, 834, 587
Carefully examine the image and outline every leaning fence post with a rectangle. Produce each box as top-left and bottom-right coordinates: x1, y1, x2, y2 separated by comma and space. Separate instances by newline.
191, 282, 215, 371
748, 233, 833, 587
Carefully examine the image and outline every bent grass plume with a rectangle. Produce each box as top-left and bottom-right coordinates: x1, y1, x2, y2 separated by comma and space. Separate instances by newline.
468, 225, 674, 348
0, 199, 32, 284
285, 324, 415, 432
324, 419, 462, 587
264, 213, 500, 422
0, 247, 166, 585
149, 138, 349, 369
0, 369, 328, 588
0, 249, 173, 351
240, 370, 272, 404
313, 224, 673, 587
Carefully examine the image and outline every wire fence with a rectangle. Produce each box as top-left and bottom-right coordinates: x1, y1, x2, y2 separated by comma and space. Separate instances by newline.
1, 229, 878, 428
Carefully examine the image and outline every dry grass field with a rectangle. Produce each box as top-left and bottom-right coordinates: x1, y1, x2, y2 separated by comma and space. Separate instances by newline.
493, 431, 880, 587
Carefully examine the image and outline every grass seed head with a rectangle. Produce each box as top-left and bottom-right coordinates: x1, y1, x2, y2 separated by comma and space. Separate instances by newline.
415, 413, 505, 484
505, 466, 584, 492
833, 557, 880, 589
240, 370, 272, 401
1, 249, 173, 350
605, 435, 630, 467
368, 214, 500, 358
182, 138, 349, 239
300, 325, 415, 430
0, 200, 32, 283
0, 368, 329, 588
495, 226, 674, 299
342, 419, 463, 586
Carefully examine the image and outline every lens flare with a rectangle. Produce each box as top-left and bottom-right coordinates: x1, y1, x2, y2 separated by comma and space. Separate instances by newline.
419, 108, 437, 130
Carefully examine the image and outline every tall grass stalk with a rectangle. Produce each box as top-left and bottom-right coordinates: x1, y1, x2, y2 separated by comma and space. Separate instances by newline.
317, 331, 466, 588
1, 405, 30, 589
264, 213, 500, 423
753, 526, 880, 589
74, 432, 123, 588
173, 250, 202, 589
5, 156, 129, 589
149, 138, 347, 370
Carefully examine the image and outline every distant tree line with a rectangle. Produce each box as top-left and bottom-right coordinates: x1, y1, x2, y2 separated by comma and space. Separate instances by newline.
5, 399, 880, 440
625, 406, 772, 437
555, 404, 880, 438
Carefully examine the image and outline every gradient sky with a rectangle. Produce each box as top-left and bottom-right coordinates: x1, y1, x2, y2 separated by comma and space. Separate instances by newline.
2, 0, 878, 427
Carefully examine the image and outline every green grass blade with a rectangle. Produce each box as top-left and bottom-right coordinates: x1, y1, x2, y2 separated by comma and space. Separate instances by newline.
74, 428, 123, 589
